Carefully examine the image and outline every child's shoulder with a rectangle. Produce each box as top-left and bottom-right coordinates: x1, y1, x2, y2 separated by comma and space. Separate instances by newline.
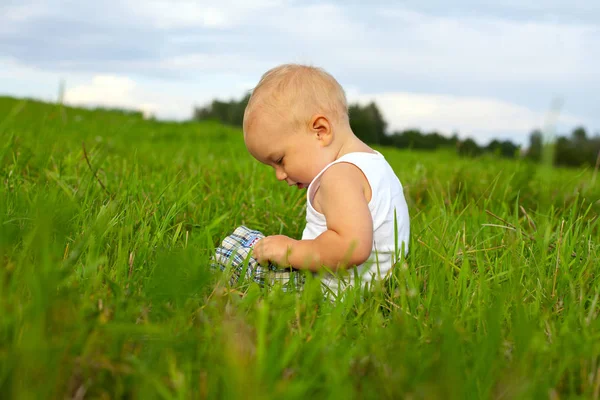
313, 160, 372, 212
323, 151, 388, 181
320, 160, 369, 185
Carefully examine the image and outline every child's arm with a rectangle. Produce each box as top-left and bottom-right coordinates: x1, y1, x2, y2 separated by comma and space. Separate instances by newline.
253, 163, 373, 272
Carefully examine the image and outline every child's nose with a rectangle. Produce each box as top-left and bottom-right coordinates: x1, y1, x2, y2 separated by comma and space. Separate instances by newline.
275, 169, 287, 181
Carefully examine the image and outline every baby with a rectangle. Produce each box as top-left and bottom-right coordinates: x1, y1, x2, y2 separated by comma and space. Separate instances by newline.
243, 64, 410, 292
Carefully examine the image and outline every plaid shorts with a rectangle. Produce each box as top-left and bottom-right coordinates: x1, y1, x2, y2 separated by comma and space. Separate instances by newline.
211, 226, 305, 291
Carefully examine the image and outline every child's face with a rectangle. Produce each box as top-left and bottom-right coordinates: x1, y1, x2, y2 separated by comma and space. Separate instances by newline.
244, 114, 333, 189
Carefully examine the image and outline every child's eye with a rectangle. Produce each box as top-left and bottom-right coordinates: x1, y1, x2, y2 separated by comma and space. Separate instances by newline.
276, 157, 284, 165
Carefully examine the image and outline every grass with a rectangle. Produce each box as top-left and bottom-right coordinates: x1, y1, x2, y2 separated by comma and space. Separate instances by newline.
1, 95, 599, 399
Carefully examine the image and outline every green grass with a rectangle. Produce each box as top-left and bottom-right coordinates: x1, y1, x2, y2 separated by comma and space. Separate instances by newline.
1, 95, 599, 399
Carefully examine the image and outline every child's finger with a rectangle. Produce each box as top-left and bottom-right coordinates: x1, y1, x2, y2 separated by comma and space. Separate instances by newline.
252, 242, 267, 265
251, 245, 260, 260
255, 251, 270, 267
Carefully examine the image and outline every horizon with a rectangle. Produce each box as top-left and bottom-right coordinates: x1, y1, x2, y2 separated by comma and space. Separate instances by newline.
3, 92, 597, 149
2, 1, 598, 146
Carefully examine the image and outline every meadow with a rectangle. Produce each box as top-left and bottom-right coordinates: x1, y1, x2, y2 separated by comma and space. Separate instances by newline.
1, 95, 599, 399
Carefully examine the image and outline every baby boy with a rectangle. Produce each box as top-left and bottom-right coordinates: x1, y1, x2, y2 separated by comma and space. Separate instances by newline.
243, 64, 410, 291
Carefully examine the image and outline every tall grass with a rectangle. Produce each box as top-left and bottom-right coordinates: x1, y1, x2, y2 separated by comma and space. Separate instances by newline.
1, 96, 599, 399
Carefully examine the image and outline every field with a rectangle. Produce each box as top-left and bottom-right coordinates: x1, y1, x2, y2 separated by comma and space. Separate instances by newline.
1, 96, 599, 399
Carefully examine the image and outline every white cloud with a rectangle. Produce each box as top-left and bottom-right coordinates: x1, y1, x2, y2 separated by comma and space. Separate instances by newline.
2, 2, 49, 22
128, 0, 287, 29
137, 3, 599, 93
65, 76, 150, 115
262, 3, 363, 42
350, 91, 582, 144
62, 73, 581, 145
159, 53, 269, 73
2, 1, 598, 142
339, 7, 599, 84
60, 73, 254, 120
0, 57, 65, 102
65, 75, 183, 119
0, 1, 50, 34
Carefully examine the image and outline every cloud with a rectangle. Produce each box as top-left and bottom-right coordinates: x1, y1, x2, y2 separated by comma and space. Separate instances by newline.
341, 7, 599, 85
1, 0, 598, 142
2, 1, 50, 21
385, 0, 600, 24
126, 0, 287, 29
66, 76, 130, 105
3, 1, 598, 88
349, 91, 582, 144
65, 75, 155, 117
64, 75, 201, 119
61, 73, 582, 145
60, 73, 253, 120
158, 53, 270, 74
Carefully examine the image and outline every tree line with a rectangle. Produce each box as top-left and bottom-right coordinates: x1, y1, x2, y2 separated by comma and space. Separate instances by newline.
193, 95, 599, 169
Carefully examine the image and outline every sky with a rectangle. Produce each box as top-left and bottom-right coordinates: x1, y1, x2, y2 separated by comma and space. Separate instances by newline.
1, 0, 599, 145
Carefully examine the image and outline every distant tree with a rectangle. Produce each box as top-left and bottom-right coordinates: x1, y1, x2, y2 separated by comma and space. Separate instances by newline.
457, 138, 483, 157
527, 129, 543, 162
190, 92, 597, 169
348, 102, 387, 145
554, 126, 600, 167
194, 95, 391, 146
193, 93, 250, 127
486, 139, 519, 158
385, 129, 458, 150
486, 139, 501, 155
500, 140, 520, 158
572, 126, 587, 143
554, 136, 581, 167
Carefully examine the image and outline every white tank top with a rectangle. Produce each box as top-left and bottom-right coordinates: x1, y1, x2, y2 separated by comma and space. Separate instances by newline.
301, 151, 410, 293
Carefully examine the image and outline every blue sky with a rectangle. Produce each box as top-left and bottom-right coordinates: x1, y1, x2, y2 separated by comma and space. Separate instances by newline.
1, 0, 598, 145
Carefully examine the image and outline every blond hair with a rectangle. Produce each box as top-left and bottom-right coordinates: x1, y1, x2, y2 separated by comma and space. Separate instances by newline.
243, 64, 348, 133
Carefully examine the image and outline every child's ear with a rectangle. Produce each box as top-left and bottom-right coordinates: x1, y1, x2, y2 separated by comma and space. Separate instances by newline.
311, 115, 333, 146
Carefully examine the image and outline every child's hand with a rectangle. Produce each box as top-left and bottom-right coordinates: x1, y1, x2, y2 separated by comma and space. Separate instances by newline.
253, 235, 297, 267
